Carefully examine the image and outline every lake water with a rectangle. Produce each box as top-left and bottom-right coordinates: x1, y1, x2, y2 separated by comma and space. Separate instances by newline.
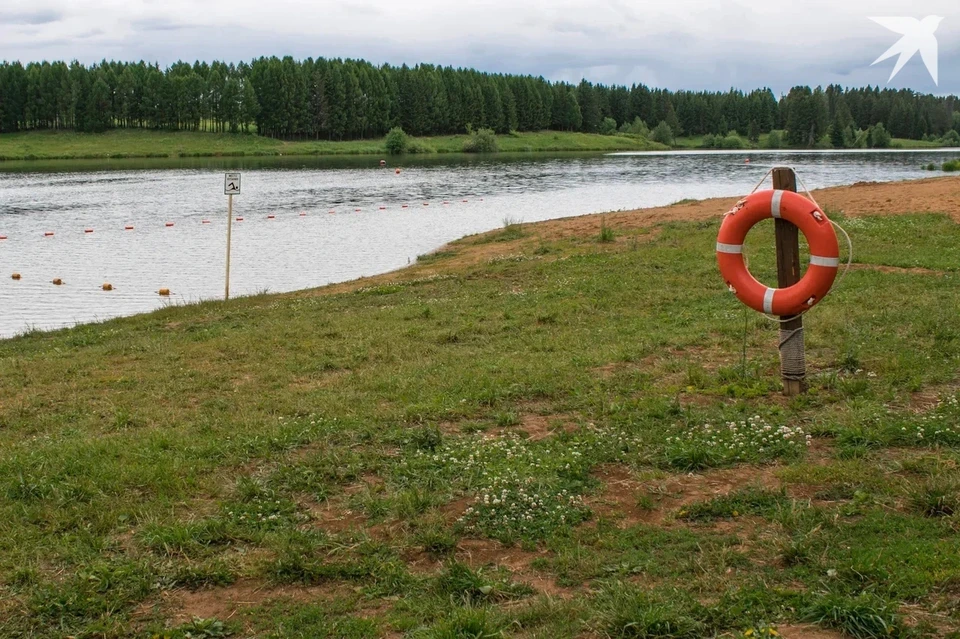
0, 149, 955, 338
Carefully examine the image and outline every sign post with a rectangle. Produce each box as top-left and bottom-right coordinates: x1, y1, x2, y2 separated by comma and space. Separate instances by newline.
224, 173, 241, 300
771, 167, 806, 396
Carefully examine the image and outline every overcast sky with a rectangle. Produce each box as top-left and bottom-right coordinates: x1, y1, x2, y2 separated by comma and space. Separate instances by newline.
0, 0, 957, 95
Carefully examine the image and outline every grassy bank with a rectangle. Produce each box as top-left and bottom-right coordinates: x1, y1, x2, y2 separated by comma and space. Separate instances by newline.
0, 129, 951, 163
0, 129, 666, 161
1, 185, 960, 637
672, 133, 949, 151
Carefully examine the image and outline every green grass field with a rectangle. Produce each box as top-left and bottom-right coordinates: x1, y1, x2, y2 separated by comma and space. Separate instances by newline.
0, 129, 947, 162
0, 130, 666, 161
0, 203, 959, 638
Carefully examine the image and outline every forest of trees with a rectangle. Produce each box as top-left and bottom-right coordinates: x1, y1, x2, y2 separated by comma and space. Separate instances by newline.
1, 56, 959, 147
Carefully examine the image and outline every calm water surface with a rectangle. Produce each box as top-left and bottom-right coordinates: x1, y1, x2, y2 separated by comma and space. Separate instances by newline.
0, 149, 954, 337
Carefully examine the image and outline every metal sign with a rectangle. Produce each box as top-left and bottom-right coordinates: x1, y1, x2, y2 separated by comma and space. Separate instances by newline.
224, 173, 241, 195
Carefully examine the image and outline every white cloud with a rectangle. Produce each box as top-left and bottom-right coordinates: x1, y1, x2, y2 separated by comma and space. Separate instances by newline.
0, 0, 957, 93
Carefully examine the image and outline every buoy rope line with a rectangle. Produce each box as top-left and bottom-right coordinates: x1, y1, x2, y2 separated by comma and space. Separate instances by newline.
0, 198, 485, 240
735, 166, 854, 324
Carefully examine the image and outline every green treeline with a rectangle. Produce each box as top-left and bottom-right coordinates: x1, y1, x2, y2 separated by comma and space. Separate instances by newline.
0, 57, 958, 147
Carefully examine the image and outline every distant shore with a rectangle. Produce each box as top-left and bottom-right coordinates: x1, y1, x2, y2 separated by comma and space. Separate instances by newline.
0, 129, 667, 162
0, 129, 952, 163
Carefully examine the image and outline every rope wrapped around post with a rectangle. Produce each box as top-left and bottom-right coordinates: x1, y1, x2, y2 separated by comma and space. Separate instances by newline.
778, 326, 806, 384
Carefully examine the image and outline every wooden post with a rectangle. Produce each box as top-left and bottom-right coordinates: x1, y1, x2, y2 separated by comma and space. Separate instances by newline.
225, 193, 233, 300
772, 167, 805, 395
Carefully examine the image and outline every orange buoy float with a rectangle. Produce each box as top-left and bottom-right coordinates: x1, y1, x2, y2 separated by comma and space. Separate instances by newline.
52, 278, 63, 286
462, 199, 468, 202
165, 222, 174, 227
0, 235, 7, 240
158, 288, 171, 296
355, 208, 361, 212
745, 158, 751, 164
102, 283, 113, 291
84, 229, 94, 233
202, 219, 211, 224
379, 206, 386, 210
395, 168, 401, 174
235, 217, 243, 222
717, 190, 839, 316
301, 212, 308, 217
402, 205, 409, 209
11, 273, 21, 280
125, 225, 134, 230
423, 203, 429, 207
267, 215, 276, 219
43, 232, 54, 237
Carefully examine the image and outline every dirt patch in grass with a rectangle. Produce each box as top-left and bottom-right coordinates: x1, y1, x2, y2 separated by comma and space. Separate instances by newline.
456, 538, 573, 598
303, 497, 369, 534
776, 624, 848, 639
139, 579, 350, 625
587, 447, 837, 530
438, 494, 476, 523
519, 413, 578, 440
909, 384, 958, 411
589, 463, 784, 528
344, 474, 385, 494
900, 602, 959, 637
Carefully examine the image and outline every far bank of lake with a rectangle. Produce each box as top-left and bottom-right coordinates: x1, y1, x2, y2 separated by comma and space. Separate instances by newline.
0, 129, 953, 164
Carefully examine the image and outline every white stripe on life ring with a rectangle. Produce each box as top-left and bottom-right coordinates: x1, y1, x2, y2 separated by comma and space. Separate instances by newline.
810, 255, 840, 267
763, 287, 775, 314
716, 242, 743, 254
771, 190, 784, 218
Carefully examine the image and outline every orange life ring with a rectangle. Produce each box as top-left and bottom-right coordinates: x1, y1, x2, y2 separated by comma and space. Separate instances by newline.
717, 189, 839, 315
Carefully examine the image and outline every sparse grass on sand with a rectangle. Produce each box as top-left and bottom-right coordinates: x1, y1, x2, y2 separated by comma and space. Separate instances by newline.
1, 178, 960, 637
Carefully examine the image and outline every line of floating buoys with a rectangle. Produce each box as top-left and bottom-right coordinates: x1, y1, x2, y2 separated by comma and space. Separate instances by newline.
158, 288, 171, 296
11, 273, 21, 280
102, 283, 113, 291
52, 278, 63, 286
1, 199, 492, 241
